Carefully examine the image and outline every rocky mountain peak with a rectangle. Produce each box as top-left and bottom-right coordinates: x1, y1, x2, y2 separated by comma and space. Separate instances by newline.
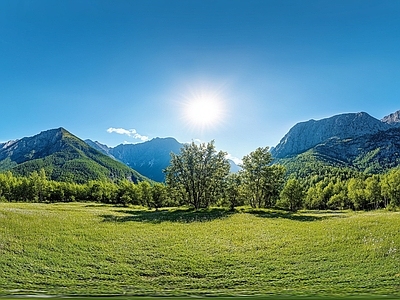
270, 112, 390, 159
381, 110, 400, 126
0, 127, 73, 164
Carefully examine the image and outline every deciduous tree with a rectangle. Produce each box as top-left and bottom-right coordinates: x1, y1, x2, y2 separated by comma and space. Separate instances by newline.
165, 141, 230, 209
223, 172, 245, 211
241, 147, 285, 208
280, 178, 304, 211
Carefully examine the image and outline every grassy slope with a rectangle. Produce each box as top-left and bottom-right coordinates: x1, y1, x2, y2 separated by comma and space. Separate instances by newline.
6, 128, 148, 183
0, 203, 399, 297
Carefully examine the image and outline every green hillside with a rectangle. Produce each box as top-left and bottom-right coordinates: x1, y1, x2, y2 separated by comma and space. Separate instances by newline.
0, 203, 399, 297
275, 150, 361, 181
0, 128, 148, 184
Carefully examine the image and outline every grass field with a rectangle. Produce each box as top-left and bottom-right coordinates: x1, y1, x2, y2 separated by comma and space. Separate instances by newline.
0, 202, 399, 298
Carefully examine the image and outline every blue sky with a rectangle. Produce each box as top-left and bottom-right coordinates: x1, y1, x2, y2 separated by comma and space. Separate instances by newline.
1, 0, 400, 162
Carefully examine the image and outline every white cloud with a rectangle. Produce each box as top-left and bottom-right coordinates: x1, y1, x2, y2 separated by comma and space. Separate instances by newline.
107, 128, 132, 135
107, 127, 149, 142
226, 153, 242, 165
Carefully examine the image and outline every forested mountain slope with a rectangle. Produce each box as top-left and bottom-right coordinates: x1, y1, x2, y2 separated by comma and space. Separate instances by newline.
0, 128, 147, 183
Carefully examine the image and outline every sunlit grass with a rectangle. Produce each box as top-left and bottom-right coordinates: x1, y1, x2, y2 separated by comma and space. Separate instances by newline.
0, 203, 399, 297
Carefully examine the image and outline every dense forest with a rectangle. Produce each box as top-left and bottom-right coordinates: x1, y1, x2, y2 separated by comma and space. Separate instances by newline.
0, 141, 399, 211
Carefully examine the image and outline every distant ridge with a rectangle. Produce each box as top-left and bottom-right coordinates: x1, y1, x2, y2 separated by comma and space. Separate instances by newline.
85, 137, 182, 182
0, 128, 148, 183
85, 139, 115, 159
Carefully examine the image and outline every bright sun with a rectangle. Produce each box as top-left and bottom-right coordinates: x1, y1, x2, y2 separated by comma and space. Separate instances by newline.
185, 97, 222, 128
179, 83, 227, 131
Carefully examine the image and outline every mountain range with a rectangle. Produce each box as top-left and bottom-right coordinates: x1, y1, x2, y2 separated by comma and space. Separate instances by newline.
1, 109, 400, 183
271, 110, 400, 174
85, 138, 241, 180
0, 127, 239, 184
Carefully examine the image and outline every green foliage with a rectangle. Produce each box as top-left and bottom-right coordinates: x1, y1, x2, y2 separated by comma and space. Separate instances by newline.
354, 148, 382, 172
365, 175, 382, 210
276, 150, 357, 182
299, 167, 400, 211
241, 147, 285, 208
0, 169, 172, 207
0, 157, 17, 172
381, 168, 400, 207
221, 172, 245, 210
165, 140, 230, 209
277, 147, 400, 211
2, 138, 400, 213
150, 183, 170, 210
305, 180, 338, 210
347, 178, 367, 210
115, 179, 142, 206
279, 178, 304, 211
324, 179, 349, 209
138, 181, 153, 207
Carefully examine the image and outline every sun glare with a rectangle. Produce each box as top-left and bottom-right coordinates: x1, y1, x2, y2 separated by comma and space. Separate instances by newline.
178, 83, 228, 132
185, 97, 222, 127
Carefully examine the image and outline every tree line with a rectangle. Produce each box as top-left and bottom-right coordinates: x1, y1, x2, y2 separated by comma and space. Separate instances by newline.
0, 140, 400, 211
164, 141, 400, 211
0, 169, 171, 209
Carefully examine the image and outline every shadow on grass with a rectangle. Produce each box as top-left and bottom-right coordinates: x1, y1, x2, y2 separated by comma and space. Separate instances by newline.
101, 207, 236, 224
247, 210, 322, 222
101, 207, 346, 224
85, 204, 113, 208
248, 209, 346, 222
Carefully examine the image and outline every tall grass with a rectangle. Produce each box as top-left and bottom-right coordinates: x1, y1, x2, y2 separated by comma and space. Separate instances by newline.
0, 203, 399, 297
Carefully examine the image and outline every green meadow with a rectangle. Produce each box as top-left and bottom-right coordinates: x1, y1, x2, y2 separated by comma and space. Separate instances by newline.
0, 203, 399, 298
